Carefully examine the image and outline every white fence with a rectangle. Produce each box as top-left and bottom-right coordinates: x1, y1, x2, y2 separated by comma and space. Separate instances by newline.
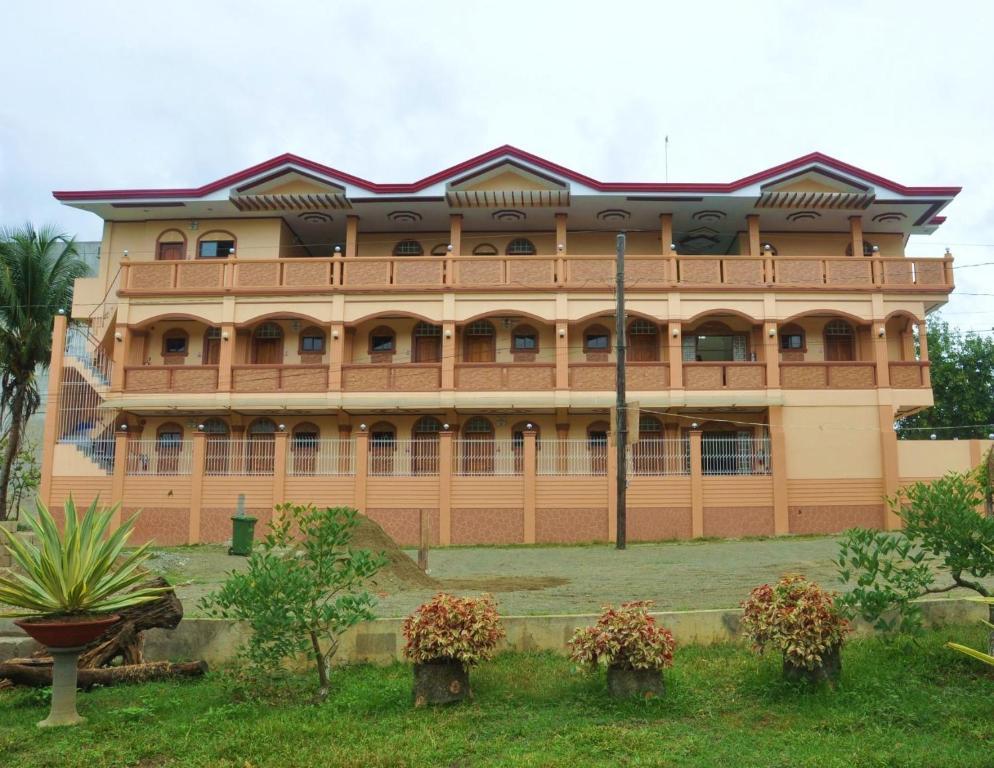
628, 439, 690, 476
205, 438, 275, 476
289, 439, 355, 476
453, 439, 521, 476
701, 434, 771, 476
368, 439, 440, 476
125, 439, 193, 476
536, 439, 608, 476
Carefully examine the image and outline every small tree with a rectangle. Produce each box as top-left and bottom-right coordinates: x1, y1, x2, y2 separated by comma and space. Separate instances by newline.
837, 470, 994, 649
201, 504, 386, 700
0, 436, 40, 520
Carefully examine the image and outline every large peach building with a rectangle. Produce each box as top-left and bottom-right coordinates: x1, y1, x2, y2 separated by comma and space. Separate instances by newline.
40, 147, 984, 546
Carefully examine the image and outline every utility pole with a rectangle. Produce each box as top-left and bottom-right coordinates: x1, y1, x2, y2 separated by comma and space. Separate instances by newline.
615, 232, 627, 550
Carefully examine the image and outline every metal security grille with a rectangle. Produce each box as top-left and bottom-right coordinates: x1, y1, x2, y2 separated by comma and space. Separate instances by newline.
701, 432, 771, 475
289, 439, 355, 476
125, 439, 193, 476
413, 322, 442, 337
367, 439, 440, 476
628, 439, 690, 476
506, 238, 536, 255
453, 439, 519, 476
536, 439, 607, 476
393, 240, 423, 256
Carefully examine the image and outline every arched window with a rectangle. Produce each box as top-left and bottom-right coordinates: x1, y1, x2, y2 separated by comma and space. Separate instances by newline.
824, 319, 856, 362
155, 423, 184, 475
412, 322, 442, 363
506, 238, 536, 255
247, 418, 277, 474
411, 417, 442, 475
197, 231, 236, 259
298, 326, 325, 357
627, 319, 659, 362
430, 243, 450, 256
252, 322, 284, 364
461, 417, 495, 474
202, 418, 230, 475
369, 422, 397, 475
511, 324, 539, 355
473, 243, 499, 256
587, 421, 609, 475
291, 422, 320, 475
779, 324, 806, 353
202, 327, 221, 365
393, 240, 423, 256
368, 326, 396, 357
463, 320, 495, 362
583, 324, 611, 355
161, 328, 189, 363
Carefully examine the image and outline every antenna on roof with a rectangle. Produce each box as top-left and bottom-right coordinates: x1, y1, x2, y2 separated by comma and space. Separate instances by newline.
665, 135, 670, 182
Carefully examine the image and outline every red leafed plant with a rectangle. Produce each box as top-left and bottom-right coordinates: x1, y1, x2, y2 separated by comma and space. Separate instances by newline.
403, 593, 505, 666
741, 574, 851, 670
568, 601, 676, 671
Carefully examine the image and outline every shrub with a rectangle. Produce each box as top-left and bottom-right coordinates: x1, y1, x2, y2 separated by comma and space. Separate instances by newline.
0, 496, 167, 617
741, 575, 850, 671
201, 504, 386, 700
403, 593, 505, 666
568, 601, 675, 671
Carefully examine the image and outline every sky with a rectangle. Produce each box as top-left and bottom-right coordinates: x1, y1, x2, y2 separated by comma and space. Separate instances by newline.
2, 0, 993, 330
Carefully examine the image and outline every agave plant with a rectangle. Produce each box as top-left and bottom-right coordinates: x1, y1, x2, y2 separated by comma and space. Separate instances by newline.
0, 496, 167, 618
946, 596, 994, 667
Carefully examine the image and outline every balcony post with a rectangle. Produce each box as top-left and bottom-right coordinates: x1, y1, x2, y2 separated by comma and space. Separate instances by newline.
523, 428, 537, 544
328, 322, 344, 390
189, 431, 206, 545
849, 215, 864, 258
354, 428, 369, 516
556, 423, 569, 473
878, 405, 902, 530
659, 214, 675, 282
873, 321, 891, 387
555, 322, 569, 390
273, 429, 288, 513
746, 214, 761, 257
111, 325, 132, 393
447, 214, 462, 286
918, 317, 931, 387
768, 406, 789, 535
764, 321, 780, 388
668, 322, 683, 389
441, 322, 456, 390
438, 429, 453, 545
607, 430, 618, 543
689, 429, 703, 538
555, 213, 568, 285
111, 427, 129, 531
218, 322, 234, 392
39, 313, 68, 508
345, 215, 359, 259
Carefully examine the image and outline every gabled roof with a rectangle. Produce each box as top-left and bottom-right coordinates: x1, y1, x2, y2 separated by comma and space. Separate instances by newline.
52, 146, 961, 202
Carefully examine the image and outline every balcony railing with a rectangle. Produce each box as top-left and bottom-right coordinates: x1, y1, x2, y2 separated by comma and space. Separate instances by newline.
569, 362, 670, 391
124, 365, 219, 393
231, 364, 328, 392
342, 363, 441, 392
119, 253, 953, 295
779, 362, 877, 389
684, 362, 766, 390
454, 363, 555, 391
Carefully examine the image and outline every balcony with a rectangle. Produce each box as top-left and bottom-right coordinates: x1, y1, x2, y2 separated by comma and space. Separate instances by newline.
780, 362, 877, 389
454, 363, 555, 391
342, 363, 441, 392
124, 365, 218, 393
684, 362, 767, 390
569, 362, 670, 391
119, 253, 953, 296
231, 364, 328, 392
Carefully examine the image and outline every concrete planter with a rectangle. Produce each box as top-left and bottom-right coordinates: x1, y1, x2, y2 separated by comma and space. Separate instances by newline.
782, 644, 842, 684
413, 659, 469, 706
606, 664, 665, 698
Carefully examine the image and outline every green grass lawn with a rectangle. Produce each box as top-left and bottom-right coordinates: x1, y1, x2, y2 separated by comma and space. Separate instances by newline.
2, 625, 992, 767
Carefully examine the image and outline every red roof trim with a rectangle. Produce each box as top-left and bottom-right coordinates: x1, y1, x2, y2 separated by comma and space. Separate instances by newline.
52, 146, 962, 202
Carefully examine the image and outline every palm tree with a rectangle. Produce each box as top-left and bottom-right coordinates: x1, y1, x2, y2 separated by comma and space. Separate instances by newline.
0, 225, 88, 519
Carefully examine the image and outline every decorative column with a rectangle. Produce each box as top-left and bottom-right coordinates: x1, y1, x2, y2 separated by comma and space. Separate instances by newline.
272, 429, 289, 512
354, 428, 369, 516
328, 322, 345, 390
523, 428, 537, 544
441, 322, 456, 391
768, 406, 789, 535
919, 317, 931, 387
555, 213, 568, 285
447, 214, 462, 286
668, 323, 683, 389
218, 322, 234, 392
39, 313, 68, 508
873, 322, 891, 388
689, 428, 704, 538
345, 215, 359, 259
111, 326, 132, 393
438, 429, 454, 545
188, 430, 206, 544
849, 215, 864, 258
110, 426, 129, 531
747, 214, 761, 257
764, 321, 780, 388
660, 214, 675, 282
555, 322, 569, 390
878, 405, 901, 529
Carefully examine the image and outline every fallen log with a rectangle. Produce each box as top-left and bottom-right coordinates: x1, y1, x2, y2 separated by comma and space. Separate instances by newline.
0, 660, 208, 689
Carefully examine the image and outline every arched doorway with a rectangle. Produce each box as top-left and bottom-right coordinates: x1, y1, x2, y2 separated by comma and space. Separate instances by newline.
462, 416, 495, 474
252, 323, 284, 364
155, 423, 183, 475
411, 416, 442, 474
824, 319, 856, 361
247, 418, 277, 474
463, 321, 495, 363
291, 422, 320, 475
627, 319, 659, 362
369, 422, 397, 475
203, 418, 229, 475
203, 327, 221, 365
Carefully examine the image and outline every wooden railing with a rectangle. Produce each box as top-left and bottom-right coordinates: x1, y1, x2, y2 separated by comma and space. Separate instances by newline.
341, 363, 441, 392
231, 364, 328, 392
454, 363, 555, 391
123, 365, 218, 393
119, 253, 953, 294
780, 362, 877, 389
684, 362, 767, 390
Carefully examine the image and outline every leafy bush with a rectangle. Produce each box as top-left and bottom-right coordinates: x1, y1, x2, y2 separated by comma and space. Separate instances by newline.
403, 593, 505, 666
201, 504, 386, 699
568, 601, 675, 671
741, 575, 850, 670
0, 496, 167, 617
837, 470, 994, 636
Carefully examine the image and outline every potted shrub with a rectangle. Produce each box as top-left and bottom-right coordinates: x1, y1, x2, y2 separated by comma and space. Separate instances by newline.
0, 497, 167, 727
741, 574, 851, 683
402, 593, 505, 706
568, 601, 675, 698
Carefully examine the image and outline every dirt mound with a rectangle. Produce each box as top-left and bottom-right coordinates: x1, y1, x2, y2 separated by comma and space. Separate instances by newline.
352, 516, 438, 592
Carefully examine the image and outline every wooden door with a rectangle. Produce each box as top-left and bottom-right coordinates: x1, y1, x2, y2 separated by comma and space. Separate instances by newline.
628, 332, 658, 362
462, 419, 494, 474
464, 335, 493, 363
253, 337, 283, 364
203, 332, 221, 365
825, 335, 855, 361
414, 334, 441, 363
157, 242, 184, 261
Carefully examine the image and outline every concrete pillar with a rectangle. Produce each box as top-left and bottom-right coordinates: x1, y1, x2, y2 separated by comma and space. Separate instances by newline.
878, 404, 901, 529
345, 215, 359, 259
660, 213, 675, 282
218, 322, 234, 392
328, 322, 344, 390
689, 429, 703, 538
873, 322, 891, 387
189, 431, 206, 544
555, 322, 569, 389
111, 429, 128, 530
919, 317, 931, 387
764, 321, 780, 388
39, 314, 68, 508
768, 406, 789, 535
668, 323, 683, 389
354, 429, 369, 516
441, 322, 456, 390
438, 430, 453, 545
523, 429, 537, 544
747, 214, 761, 258
849, 215, 864, 258
111, 325, 132, 393
272, 429, 289, 511
555, 213, 568, 286
448, 214, 462, 285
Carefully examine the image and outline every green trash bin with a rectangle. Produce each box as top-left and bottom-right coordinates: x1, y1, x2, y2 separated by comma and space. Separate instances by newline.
229, 515, 258, 556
